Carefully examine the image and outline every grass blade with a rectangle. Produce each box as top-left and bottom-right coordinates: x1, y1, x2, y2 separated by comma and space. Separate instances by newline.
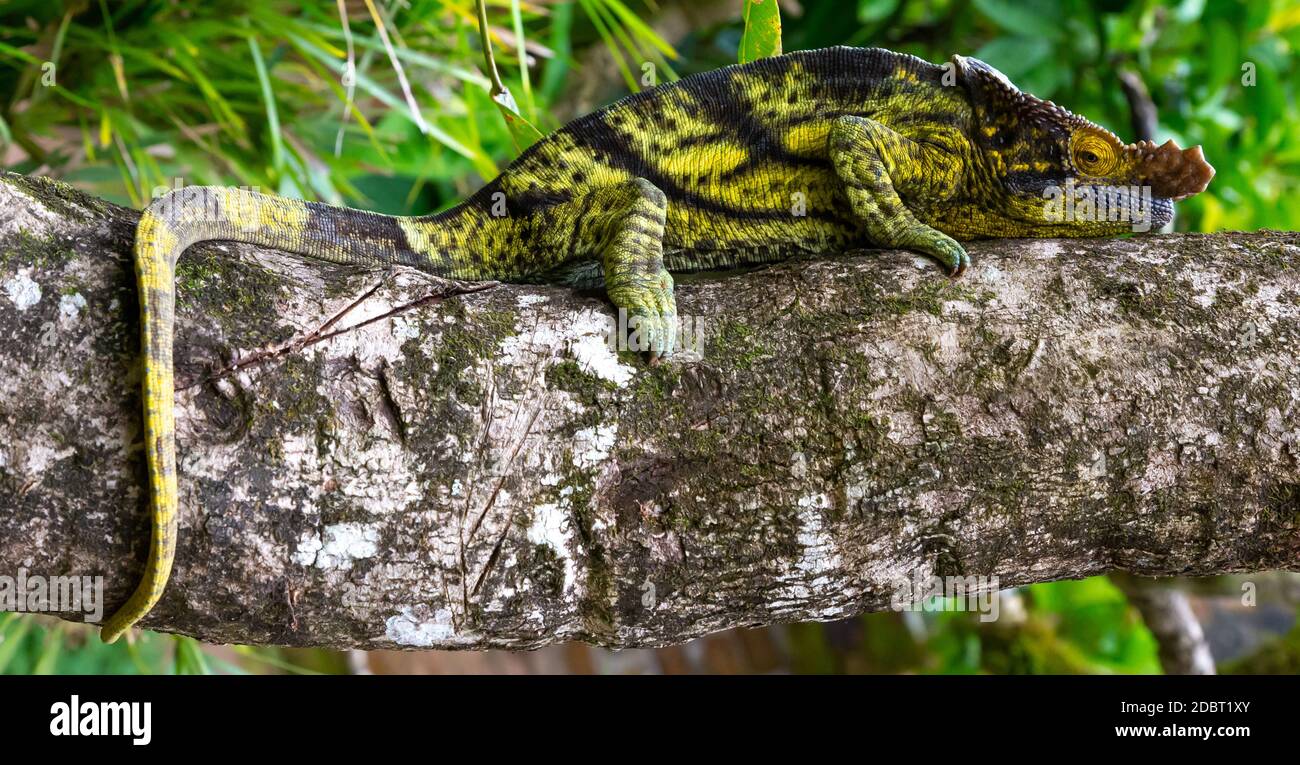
246, 34, 285, 174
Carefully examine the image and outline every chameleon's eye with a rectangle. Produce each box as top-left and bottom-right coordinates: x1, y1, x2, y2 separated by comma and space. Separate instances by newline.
1071, 132, 1118, 175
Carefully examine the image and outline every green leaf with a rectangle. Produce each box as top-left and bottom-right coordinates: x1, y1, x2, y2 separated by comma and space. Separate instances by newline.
602, 0, 679, 60
294, 21, 491, 88
1174, 0, 1207, 24
508, 0, 536, 123
0, 615, 34, 674
1029, 578, 1162, 674
857, 0, 901, 24
972, 36, 1053, 85
739, 0, 782, 64
972, 0, 1064, 40
33, 626, 65, 675
287, 31, 479, 162
492, 88, 544, 154
539, 0, 575, 104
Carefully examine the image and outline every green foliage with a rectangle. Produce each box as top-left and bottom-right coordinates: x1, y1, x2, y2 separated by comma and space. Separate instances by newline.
476, 0, 545, 153
739, 0, 782, 64
0, 615, 339, 675
577, 0, 678, 91
1, 615, 167, 674
804, 578, 1164, 674
0, 0, 675, 212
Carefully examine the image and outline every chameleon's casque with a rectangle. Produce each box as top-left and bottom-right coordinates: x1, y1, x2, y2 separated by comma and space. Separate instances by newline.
102, 46, 1214, 642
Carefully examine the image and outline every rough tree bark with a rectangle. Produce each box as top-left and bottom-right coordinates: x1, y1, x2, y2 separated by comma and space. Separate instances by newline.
0, 171, 1297, 650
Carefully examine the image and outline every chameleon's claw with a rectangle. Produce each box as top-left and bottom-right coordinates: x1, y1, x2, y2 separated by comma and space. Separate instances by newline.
893, 227, 968, 279
950, 251, 971, 278
930, 237, 968, 278
615, 266, 677, 359
633, 309, 677, 359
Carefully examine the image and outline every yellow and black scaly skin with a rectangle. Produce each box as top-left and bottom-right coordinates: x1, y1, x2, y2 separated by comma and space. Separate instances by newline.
101, 46, 1215, 642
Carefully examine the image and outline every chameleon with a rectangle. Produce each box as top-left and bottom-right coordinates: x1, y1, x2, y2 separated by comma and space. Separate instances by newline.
100, 45, 1215, 642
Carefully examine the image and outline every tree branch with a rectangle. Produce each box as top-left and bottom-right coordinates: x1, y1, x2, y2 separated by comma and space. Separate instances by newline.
1, 171, 1298, 649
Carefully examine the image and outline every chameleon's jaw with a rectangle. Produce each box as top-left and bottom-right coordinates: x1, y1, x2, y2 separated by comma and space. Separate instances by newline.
1126, 139, 1216, 202
1149, 195, 1175, 228
978, 180, 1176, 237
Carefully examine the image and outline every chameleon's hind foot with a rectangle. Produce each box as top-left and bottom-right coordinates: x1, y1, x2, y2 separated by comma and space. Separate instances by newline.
613, 268, 678, 358
592, 177, 677, 358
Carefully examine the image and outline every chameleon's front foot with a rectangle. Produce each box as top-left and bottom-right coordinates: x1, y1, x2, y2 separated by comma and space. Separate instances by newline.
827, 115, 970, 278
907, 229, 970, 278
872, 223, 971, 278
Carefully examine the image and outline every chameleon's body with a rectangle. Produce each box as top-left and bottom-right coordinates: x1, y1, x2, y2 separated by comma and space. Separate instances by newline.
101, 46, 1214, 642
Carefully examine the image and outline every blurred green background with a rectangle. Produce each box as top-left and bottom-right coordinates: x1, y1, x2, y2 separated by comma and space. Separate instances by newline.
1, 0, 1297, 674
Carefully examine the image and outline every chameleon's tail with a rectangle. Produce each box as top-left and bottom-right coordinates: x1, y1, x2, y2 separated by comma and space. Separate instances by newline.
101, 187, 462, 643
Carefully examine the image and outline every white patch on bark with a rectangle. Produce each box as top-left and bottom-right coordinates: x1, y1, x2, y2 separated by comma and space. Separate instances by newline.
573, 424, 617, 467
790, 451, 807, 479
1185, 265, 1219, 308
1029, 240, 1064, 261
385, 605, 476, 647
391, 315, 420, 340
20, 431, 75, 477
527, 503, 567, 548
772, 502, 846, 611
291, 530, 323, 566
3, 270, 41, 311
494, 308, 635, 387
58, 292, 86, 326
977, 262, 1031, 312
527, 502, 577, 592
299, 522, 380, 570
570, 310, 635, 386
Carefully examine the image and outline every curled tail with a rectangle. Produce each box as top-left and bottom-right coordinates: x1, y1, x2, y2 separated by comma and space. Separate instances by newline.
101, 187, 459, 643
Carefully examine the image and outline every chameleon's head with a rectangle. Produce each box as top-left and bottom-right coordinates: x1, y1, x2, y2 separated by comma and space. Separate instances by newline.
951, 55, 1214, 236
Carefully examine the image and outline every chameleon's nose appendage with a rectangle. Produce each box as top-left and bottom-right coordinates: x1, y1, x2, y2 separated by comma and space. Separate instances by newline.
1129, 139, 1216, 201
1174, 145, 1216, 201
